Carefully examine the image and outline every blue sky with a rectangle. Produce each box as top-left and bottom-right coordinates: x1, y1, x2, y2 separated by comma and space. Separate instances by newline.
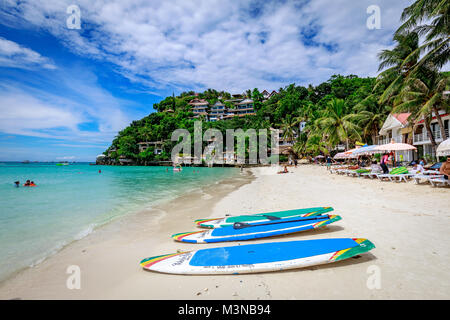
0, 0, 411, 161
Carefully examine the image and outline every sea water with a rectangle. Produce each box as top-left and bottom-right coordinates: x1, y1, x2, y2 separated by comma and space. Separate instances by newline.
0, 163, 238, 282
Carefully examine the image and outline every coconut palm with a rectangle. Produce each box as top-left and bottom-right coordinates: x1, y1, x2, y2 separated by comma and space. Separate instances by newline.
279, 115, 300, 145
292, 132, 308, 157
353, 110, 386, 145
393, 71, 449, 155
318, 98, 361, 149
375, 31, 420, 104
353, 94, 388, 144
396, 0, 450, 72
305, 135, 330, 157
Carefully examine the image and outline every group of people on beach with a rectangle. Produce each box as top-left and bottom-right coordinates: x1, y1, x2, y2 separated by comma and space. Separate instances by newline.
324, 151, 450, 181
15, 180, 36, 187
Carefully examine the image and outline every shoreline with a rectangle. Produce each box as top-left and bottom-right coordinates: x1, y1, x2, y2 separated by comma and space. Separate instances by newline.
0, 169, 255, 299
0, 165, 449, 299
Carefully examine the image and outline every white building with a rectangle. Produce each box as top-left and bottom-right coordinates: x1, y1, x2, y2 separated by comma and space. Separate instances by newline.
412, 110, 449, 159
376, 113, 415, 162
377, 111, 450, 161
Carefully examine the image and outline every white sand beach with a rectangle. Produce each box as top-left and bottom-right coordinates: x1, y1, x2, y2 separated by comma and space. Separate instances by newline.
0, 165, 449, 300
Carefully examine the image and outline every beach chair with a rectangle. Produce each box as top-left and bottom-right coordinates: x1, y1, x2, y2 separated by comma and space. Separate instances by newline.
361, 172, 376, 179
376, 173, 392, 181
412, 174, 444, 185
388, 173, 415, 183
346, 170, 357, 177
429, 177, 450, 187
377, 167, 410, 182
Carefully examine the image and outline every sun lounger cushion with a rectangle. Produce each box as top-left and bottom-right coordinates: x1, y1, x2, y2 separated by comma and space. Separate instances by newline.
390, 166, 408, 175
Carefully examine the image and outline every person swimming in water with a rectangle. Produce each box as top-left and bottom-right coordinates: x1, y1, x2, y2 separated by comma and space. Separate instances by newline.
23, 180, 31, 186
29, 181, 36, 187
14, 181, 20, 187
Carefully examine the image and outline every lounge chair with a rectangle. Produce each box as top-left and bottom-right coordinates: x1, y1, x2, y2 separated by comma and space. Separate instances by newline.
429, 177, 450, 187
377, 167, 410, 182
361, 172, 381, 179
376, 173, 393, 181
388, 173, 416, 183
412, 174, 444, 185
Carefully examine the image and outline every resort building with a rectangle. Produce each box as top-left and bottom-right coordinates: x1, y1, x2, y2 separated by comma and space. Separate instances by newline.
262, 90, 278, 101
412, 110, 449, 159
137, 141, 164, 155
208, 101, 226, 122
235, 99, 255, 116
189, 97, 257, 122
222, 108, 236, 120
188, 98, 209, 120
376, 113, 414, 162
377, 110, 450, 161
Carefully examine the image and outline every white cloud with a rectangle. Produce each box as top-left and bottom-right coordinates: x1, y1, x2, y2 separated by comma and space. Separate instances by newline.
0, 88, 80, 138
0, 68, 134, 142
0, 37, 57, 70
0, 0, 412, 92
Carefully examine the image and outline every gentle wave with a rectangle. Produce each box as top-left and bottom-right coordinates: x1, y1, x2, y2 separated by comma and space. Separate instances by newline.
0, 163, 238, 281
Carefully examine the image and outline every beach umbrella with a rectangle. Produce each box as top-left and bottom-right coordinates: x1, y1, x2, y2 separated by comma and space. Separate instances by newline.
334, 151, 357, 159
437, 138, 450, 157
374, 139, 417, 152
333, 152, 346, 159
352, 145, 378, 156
374, 139, 416, 163
343, 148, 358, 155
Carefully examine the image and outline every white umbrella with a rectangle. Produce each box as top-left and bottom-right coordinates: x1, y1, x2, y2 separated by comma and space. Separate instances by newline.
374, 139, 417, 152
437, 138, 450, 156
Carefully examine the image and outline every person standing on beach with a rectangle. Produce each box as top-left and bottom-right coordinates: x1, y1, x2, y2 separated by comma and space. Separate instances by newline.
380, 153, 389, 174
326, 156, 332, 170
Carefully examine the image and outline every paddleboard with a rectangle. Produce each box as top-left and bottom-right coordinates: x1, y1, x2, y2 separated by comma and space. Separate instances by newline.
173, 215, 341, 243
140, 238, 375, 275
195, 206, 333, 228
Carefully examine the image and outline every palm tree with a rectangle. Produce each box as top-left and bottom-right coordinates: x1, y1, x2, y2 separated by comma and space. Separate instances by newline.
393, 71, 449, 156
375, 31, 420, 104
353, 94, 389, 144
305, 135, 330, 157
279, 115, 300, 145
353, 110, 385, 145
396, 0, 449, 72
318, 98, 361, 149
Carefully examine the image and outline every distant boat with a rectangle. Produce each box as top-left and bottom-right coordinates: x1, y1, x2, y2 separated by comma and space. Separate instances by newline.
22, 160, 31, 164
56, 163, 69, 166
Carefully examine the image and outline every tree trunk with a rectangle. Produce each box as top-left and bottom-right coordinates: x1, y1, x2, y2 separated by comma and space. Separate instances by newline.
371, 134, 377, 145
407, 120, 416, 145
424, 119, 437, 160
432, 106, 447, 141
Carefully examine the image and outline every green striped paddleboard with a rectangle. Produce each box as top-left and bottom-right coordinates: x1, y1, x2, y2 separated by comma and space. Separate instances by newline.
195, 206, 333, 228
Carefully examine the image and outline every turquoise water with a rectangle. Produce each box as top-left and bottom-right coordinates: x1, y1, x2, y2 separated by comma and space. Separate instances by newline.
0, 163, 238, 282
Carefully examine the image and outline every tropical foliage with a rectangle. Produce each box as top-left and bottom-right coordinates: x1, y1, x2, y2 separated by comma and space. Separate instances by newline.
103, 0, 448, 164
